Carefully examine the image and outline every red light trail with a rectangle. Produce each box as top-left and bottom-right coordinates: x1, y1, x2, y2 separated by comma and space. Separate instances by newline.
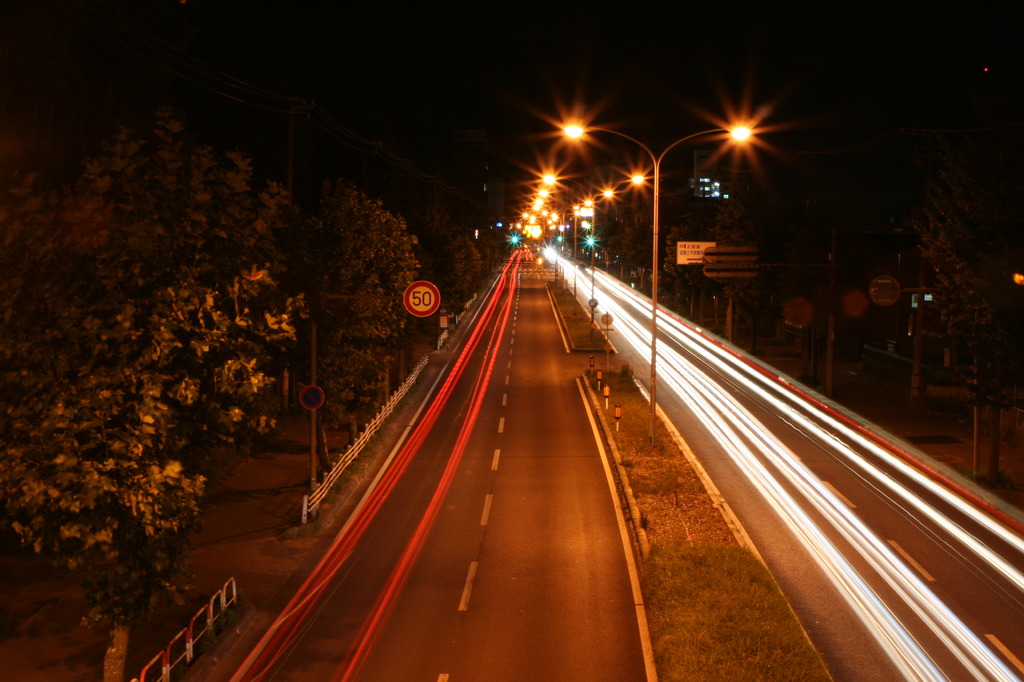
232, 254, 522, 682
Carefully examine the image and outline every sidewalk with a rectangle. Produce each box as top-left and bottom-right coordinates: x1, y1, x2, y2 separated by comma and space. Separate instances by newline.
1, 339, 1022, 681
754, 339, 1024, 519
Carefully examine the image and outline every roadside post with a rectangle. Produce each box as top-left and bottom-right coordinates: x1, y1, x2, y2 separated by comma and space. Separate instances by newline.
601, 312, 614, 372
299, 378, 325, 523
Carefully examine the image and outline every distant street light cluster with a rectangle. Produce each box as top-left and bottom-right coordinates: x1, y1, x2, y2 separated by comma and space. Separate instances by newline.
563, 122, 755, 444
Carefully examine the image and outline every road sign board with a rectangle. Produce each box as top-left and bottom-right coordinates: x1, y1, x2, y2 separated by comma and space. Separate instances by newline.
703, 245, 759, 263
299, 385, 325, 410
589, 298, 599, 309
677, 241, 716, 265
403, 280, 441, 317
703, 263, 759, 278
869, 275, 901, 306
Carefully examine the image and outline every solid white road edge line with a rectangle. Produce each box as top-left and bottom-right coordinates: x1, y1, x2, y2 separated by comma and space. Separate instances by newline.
576, 377, 659, 682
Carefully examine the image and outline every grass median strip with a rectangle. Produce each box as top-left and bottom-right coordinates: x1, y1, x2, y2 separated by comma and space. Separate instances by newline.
547, 281, 608, 350
548, 273, 829, 679
591, 368, 830, 681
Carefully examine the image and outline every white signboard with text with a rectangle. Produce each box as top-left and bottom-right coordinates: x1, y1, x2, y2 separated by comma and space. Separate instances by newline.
676, 241, 716, 265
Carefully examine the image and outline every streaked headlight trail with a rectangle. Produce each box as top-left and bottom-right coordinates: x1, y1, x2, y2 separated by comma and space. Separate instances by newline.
555, 255, 1024, 681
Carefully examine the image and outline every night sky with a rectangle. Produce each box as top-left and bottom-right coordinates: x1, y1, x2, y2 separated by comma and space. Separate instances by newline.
199, 4, 1022, 137
3, 1, 1023, 207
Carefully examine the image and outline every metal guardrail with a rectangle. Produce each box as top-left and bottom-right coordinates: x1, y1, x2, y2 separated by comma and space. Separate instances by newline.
302, 354, 430, 521
133, 577, 238, 682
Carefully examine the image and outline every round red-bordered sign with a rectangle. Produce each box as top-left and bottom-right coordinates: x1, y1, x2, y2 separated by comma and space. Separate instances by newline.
403, 280, 441, 317
299, 385, 325, 410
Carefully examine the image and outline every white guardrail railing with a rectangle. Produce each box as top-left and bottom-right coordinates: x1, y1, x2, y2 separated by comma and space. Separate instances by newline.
302, 353, 430, 522
132, 577, 238, 682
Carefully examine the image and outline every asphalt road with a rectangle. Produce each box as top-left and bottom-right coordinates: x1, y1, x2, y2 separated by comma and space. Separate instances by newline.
231, 258, 652, 681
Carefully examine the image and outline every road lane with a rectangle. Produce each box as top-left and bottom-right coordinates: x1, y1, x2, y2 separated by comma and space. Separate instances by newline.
232, 258, 652, 682
572, 257, 1024, 681
354, 262, 651, 681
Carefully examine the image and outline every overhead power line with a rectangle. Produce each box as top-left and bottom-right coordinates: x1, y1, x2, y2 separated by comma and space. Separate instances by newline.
55, 0, 459, 190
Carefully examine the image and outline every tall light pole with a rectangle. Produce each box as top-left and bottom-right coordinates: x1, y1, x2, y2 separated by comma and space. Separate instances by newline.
585, 233, 597, 341
581, 198, 596, 302
544, 174, 634, 269
565, 124, 752, 445
543, 175, 590, 263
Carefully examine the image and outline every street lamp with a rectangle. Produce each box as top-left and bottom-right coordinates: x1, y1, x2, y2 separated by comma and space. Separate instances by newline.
543, 175, 590, 261
565, 123, 752, 445
543, 174, 637, 263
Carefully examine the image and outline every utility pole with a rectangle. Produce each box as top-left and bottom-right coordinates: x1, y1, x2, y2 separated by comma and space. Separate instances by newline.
911, 255, 927, 399
825, 228, 837, 398
309, 321, 317, 491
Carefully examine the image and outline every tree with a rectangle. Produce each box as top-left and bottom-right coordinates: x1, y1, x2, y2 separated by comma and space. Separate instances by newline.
0, 111, 299, 681
301, 180, 420, 439
604, 216, 655, 290
661, 213, 720, 319
916, 126, 1024, 483
709, 195, 782, 351
411, 185, 488, 314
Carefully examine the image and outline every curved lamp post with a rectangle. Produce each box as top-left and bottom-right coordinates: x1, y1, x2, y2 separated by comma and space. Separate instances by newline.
565, 124, 752, 445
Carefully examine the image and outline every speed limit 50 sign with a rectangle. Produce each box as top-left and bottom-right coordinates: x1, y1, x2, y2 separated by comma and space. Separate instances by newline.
403, 280, 441, 317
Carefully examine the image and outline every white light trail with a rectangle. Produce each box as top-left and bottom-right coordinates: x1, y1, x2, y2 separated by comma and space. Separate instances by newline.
557, 257, 1024, 681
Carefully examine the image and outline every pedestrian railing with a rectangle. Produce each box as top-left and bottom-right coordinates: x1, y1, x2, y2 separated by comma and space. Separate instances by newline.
302, 354, 430, 522
133, 577, 238, 682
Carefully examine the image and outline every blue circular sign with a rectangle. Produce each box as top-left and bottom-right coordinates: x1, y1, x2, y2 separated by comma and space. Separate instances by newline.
589, 298, 599, 309
299, 385, 325, 410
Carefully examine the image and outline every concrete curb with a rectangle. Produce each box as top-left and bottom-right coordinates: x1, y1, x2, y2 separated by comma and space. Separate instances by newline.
582, 377, 651, 561
545, 279, 618, 354
654, 403, 765, 564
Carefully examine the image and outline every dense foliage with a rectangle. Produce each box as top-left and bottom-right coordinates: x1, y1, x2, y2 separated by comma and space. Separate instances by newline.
915, 126, 1024, 479
0, 105, 493, 676
300, 180, 420, 429
917, 128, 1024, 405
0, 112, 302, 678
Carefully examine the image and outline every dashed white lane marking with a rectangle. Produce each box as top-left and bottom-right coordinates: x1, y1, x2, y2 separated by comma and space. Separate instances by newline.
888, 539, 936, 582
492, 449, 501, 470
985, 634, 1024, 676
458, 561, 478, 612
480, 494, 493, 526
824, 481, 857, 509
497, 417, 505, 433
